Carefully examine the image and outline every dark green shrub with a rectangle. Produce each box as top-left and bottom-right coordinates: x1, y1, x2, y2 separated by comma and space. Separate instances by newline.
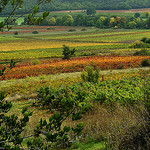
133, 49, 150, 56
81, 28, 86, 31
81, 66, 100, 83
32, 30, 39, 34
141, 37, 148, 43
47, 27, 55, 30
62, 45, 76, 59
141, 37, 150, 44
141, 59, 150, 67
68, 29, 76, 32
14, 31, 18, 35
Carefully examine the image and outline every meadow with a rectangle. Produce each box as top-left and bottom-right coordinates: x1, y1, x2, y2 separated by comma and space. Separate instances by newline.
0, 25, 150, 149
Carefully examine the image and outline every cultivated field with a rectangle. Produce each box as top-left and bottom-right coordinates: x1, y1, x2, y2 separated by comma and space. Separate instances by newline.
0, 25, 150, 149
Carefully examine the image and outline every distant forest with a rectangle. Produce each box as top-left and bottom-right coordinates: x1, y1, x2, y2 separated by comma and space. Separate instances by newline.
1, 0, 150, 15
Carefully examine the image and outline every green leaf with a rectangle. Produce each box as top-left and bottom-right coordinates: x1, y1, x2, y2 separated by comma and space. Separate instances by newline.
63, 126, 70, 132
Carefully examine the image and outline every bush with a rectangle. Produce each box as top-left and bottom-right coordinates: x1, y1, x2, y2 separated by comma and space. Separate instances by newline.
14, 31, 18, 35
32, 30, 39, 34
129, 40, 149, 49
62, 45, 76, 59
133, 49, 150, 56
47, 27, 55, 30
81, 66, 100, 83
141, 37, 148, 43
81, 28, 86, 31
68, 29, 76, 32
141, 37, 150, 44
141, 59, 150, 67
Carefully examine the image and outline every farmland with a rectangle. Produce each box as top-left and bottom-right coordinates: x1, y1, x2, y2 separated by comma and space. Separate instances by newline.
0, 26, 150, 149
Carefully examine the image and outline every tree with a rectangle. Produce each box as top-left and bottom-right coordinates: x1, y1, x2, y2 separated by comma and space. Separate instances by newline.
0, 61, 87, 149
62, 45, 76, 60
0, 0, 51, 31
49, 17, 56, 25
134, 13, 140, 18
127, 21, 137, 29
74, 14, 84, 26
86, 7, 96, 16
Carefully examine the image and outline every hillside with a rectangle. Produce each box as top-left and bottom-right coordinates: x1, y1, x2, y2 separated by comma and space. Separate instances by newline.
1, 0, 150, 15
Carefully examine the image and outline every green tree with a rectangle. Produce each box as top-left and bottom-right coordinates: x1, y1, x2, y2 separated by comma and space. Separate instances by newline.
62, 45, 76, 60
134, 13, 140, 18
49, 17, 56, 25
86, 7, 96, 16
127, 21, 137, 29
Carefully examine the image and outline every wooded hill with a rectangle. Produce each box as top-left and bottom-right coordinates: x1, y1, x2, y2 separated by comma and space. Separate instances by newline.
1, 0, 150, 15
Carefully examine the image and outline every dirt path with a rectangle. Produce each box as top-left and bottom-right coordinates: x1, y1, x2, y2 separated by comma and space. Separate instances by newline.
50, 8, 150, 14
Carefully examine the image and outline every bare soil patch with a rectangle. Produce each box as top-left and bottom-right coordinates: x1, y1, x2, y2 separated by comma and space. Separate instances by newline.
50, 8, 150, 14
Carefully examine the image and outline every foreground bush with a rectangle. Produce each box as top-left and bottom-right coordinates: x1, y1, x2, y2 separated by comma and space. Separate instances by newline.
81, 66, 100, 83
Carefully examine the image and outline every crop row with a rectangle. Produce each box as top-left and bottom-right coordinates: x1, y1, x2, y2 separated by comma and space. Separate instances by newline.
0, 39, 121, 51
0, 29, 68, 34
31, 30, 149, 40
66, 32, 150, 43
0, 69, 149, 96
3, 56, 150, 80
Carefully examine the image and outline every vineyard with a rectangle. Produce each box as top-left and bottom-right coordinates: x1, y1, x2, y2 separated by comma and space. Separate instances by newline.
0, 26, 150, 149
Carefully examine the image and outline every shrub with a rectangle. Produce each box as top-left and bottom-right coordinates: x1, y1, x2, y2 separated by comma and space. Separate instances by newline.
129, 40, 149, 49
141, 37, 148, 43
81, 28, 86, 31
68, 29, 76, 32
14, 31, 18, 35
81, 66, 100, 83
141, 59, 150, 67
32, 30, 39, 34
141, 37, 150, 44
62, 45, 76, 59
133, 49, 150, 56
47, 27, 55, 30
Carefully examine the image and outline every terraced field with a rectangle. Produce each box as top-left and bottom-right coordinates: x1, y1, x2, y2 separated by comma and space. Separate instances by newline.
0, 27, 150, 61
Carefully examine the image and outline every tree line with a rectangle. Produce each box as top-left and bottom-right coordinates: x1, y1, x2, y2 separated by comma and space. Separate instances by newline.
22, 12, 150, 29
1, 0, 150, 15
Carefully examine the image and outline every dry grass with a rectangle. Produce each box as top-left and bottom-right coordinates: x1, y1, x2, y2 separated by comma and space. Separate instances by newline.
64, 103, 149, 149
